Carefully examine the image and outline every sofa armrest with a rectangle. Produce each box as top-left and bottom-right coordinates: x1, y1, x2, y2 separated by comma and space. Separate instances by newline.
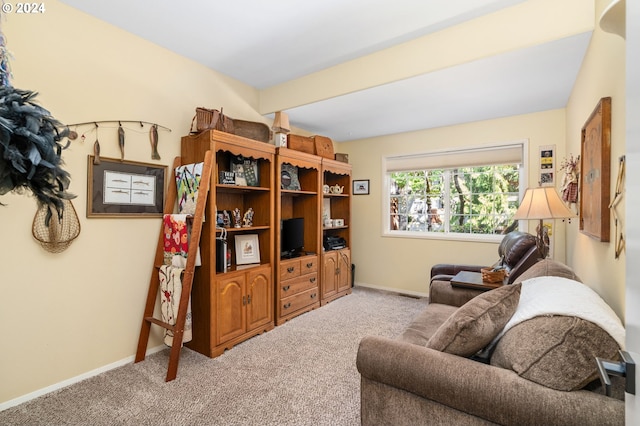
430, 263, 485, 279
357, 336, 623, 426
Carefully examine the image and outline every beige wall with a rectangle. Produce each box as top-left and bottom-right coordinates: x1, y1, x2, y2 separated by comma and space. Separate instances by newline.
342, 109, 567, 296
565, 0, 626, 318
0, 1, 267, 404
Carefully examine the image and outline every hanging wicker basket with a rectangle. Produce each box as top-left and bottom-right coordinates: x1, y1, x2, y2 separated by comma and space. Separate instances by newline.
32, 199, 81, 253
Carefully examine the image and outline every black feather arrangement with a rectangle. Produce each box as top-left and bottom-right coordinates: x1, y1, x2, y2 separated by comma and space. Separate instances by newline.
0, 86, 74, 224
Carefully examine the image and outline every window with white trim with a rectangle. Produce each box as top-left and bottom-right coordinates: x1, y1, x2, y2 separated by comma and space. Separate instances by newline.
385, 142, 525, 237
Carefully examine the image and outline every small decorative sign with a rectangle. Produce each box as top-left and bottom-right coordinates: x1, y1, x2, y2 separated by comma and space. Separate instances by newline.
219, 171, 236, 185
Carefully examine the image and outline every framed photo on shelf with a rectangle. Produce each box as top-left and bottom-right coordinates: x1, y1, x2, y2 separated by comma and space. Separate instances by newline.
353, 179, 370, 195
87, 156, 166, 218
235, 234, 260, 265
230, 155, 259, 187
280, 163, 301, 190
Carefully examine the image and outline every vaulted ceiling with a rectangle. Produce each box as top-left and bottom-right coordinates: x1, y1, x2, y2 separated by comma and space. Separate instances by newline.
59, 0, 594, 142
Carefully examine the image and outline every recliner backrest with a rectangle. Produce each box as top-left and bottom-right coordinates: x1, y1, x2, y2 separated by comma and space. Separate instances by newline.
496, 231, 542, 283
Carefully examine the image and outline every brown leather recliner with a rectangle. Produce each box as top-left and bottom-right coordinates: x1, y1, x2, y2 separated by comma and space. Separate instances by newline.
429, 231, 542, 306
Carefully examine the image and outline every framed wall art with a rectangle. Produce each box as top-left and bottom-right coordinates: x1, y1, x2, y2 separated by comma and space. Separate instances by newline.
87, 156, 167, 218
579, 97, 611, 242
538, 145, 555, 186
353, 179, 370, 195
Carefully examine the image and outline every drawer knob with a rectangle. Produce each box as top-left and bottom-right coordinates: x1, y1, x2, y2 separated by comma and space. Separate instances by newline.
306, 262, 313, 268
310, 277, 316, 283
310, 293, 317, 299
282, 285, 290, 291
284, 302, 291, 309
287, 267, 295, 273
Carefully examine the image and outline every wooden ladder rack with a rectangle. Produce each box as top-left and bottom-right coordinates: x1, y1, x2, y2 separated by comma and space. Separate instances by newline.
134, 151, 212, 381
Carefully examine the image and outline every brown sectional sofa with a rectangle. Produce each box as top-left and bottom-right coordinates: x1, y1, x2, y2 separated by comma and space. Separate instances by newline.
356, 259, 625, 425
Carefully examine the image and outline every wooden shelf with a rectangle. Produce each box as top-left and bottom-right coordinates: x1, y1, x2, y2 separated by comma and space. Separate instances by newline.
281, 189, 317, 196
216, 225, 270, 233
216, 184, 270, 192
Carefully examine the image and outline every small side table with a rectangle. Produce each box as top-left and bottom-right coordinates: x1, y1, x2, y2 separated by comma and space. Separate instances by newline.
451, 271, 504, 291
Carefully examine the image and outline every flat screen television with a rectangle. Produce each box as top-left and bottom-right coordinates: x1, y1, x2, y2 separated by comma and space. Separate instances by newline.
281, 217, 304, 258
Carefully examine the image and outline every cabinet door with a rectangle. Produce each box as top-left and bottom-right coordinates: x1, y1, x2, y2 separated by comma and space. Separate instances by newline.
216, 274, 246, 345
246, 266, 273, 331
322, 251, 338, 299
337, 249, 351, 293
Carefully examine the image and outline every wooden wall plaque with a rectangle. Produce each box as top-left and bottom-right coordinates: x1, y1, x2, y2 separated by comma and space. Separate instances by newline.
579, 97, 611, 241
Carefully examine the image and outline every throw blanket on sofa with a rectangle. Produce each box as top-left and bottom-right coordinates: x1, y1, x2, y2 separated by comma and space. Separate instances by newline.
496, 276, 625, 348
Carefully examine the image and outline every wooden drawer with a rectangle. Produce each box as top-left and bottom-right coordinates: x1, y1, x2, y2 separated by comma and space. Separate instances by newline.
281, 273, 318, 297
300, 256, 318, 274
280, 258, 300, 281
279, 255, 318, 281
281, 287, 319, 314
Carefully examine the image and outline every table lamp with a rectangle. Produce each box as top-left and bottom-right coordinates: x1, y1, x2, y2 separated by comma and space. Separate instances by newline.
513, 186, 576, 258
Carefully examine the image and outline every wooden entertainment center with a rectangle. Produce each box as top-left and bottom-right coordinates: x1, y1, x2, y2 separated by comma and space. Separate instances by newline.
180, 130, 351, 357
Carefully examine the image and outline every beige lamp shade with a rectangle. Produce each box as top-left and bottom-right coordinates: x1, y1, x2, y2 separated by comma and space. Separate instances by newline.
513, 187, 576, 220
513, 186, 576, 258
272, 111, 290, 133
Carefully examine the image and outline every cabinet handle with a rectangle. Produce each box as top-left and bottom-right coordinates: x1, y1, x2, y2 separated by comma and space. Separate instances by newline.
336, 268, 340, 275
247, 294, 251, 305
242, 296, 247, 306
310, 277, 316, 283
306, 262, 313, 268
287, 267, 295, 273
310, 293, 317, 299
284, 302, 291, 309
282, 285, 290, 291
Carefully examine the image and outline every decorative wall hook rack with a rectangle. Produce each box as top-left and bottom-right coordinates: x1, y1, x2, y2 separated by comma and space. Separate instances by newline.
65, 120, 171, 133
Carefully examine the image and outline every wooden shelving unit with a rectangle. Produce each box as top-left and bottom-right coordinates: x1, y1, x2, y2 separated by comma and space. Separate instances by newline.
321, 158, 352, 305
180, 130, 275, 357
274, 147, 322, 324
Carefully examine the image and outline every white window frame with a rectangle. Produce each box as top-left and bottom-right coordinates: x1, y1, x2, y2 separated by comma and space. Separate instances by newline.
381, 139, 529, 242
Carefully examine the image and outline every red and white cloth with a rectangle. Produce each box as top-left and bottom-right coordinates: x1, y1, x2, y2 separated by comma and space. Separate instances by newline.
163, 214, 189, 266
159, 265, 192, 346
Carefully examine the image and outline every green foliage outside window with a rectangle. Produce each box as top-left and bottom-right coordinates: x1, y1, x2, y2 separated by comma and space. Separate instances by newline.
389, 165, 520, 235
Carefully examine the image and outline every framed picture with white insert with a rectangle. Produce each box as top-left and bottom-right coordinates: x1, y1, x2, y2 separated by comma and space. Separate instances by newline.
353, 179, 370, 195
235, 234, 260, 265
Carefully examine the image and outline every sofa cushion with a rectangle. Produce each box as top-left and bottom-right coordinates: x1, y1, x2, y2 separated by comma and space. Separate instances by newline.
514, 258, 581, 283
490, 315, 621, 391
426, 283, 521, 357
399, 303, 458, 346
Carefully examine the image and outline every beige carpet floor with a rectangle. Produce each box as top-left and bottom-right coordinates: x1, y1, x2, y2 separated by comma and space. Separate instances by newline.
1, 287, 427, 426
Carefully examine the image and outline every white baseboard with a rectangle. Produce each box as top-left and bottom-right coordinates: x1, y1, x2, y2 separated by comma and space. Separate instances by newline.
0, 345, 166, 412
354, 281, 428, 299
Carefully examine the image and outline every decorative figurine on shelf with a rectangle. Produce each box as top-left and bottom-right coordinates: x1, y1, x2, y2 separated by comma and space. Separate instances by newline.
223, 210, 231, 228
243, 207, 254, 227
233, 208, 242, 228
